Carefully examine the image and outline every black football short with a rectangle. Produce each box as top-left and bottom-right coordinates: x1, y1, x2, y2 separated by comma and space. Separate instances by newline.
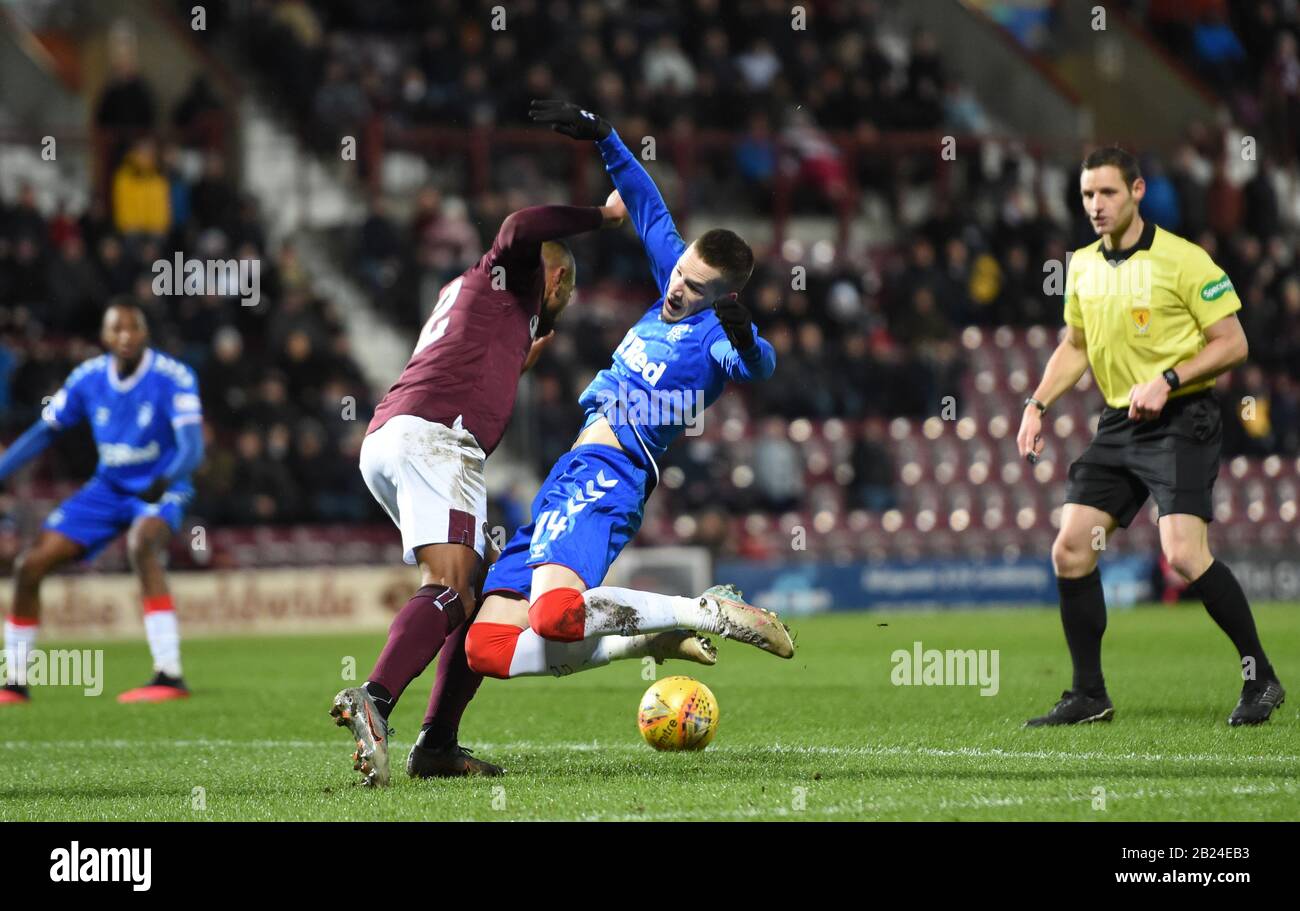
1064, 390, 1222, 527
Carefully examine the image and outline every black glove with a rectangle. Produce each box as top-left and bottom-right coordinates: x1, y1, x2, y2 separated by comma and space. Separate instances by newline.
140, 476, 171, 503
714, 296, 756, 353
529, 99, 611, 140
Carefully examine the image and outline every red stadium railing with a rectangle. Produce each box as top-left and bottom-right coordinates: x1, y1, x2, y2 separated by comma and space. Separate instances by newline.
363, 119, 1118, 258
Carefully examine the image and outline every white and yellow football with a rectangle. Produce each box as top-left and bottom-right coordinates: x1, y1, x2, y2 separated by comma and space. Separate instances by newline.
637, 675, 718, 751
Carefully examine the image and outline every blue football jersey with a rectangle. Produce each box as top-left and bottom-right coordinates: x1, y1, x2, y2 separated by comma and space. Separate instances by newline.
41, 349, 203, 495
580, 130, 776, 483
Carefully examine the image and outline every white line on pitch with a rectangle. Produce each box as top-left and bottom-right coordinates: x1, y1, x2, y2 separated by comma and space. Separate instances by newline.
0, 739, 1296, 765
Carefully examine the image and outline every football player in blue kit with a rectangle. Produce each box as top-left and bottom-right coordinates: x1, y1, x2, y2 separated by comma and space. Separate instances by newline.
458, 101, 795, 684
0, 302, 204, 703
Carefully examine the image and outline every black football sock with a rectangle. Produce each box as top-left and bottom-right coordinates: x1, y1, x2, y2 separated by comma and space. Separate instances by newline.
363, 680, 396, 721
1058, 568, 1108, 698
1190, 560, 1276, 684
417, 722, 456, 750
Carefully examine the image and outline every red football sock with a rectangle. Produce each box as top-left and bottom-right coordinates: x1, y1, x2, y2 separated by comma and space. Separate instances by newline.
527, 587, 586, 642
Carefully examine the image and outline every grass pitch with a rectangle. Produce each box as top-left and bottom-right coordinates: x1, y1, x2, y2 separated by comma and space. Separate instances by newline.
2, 604, 1297, 821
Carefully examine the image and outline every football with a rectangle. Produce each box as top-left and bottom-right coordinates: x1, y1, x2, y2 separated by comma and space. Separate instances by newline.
637, 675, 719, 751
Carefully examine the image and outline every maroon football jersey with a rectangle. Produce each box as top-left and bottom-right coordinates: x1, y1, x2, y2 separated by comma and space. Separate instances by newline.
368, 205, 601, 454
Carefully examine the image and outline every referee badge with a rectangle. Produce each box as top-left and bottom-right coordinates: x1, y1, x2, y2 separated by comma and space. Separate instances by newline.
1131, 307, 1151, 335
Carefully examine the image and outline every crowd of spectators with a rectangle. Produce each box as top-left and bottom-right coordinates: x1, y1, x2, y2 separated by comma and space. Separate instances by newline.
10, 4, 1296, 560
0, 31, 379, 530
1137, 0, 1300, 162
0, 170, 379, 526
222, 0, 968, 142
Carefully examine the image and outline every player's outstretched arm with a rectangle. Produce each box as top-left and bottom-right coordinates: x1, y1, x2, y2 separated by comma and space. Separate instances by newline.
708, 296, 776, 383
0, 420, 60, 485
489, 204, 606, 288
529, 100, 683, 295
0, 371, 88, 484
494, 205, 607, 259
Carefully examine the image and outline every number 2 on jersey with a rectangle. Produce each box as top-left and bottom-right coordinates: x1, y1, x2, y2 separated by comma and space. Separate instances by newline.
413, 276, 463, 355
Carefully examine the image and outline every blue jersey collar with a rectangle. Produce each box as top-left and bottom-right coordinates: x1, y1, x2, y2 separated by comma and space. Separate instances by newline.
108, 349, 154, 393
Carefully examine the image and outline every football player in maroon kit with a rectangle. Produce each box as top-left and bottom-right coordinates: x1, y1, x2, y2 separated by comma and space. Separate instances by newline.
330, 193, 627, 786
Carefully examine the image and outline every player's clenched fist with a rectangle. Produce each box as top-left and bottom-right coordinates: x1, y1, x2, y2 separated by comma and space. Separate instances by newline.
600, 189, 627, 228
1017, 404, 1045, 464
714, 295, 756, 353
529, 99, 611, 140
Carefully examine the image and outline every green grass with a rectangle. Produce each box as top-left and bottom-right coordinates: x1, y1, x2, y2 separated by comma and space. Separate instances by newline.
2, 604, 1297, 821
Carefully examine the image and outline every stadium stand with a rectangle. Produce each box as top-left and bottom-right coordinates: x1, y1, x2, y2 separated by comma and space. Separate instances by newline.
3, 0, 1297, 575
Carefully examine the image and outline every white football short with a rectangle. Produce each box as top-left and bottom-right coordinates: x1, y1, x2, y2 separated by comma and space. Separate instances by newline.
359, 414, 488, 563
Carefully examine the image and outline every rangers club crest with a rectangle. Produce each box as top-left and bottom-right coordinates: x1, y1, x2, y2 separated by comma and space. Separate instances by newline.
666, 323, 692, 343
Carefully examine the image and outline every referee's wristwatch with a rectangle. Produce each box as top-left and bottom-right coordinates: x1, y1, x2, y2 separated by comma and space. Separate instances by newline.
1024, 396, 1046, 414
1162, 368, 1181, 391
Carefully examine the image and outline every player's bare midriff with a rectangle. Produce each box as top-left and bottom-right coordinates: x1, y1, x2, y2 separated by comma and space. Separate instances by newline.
571, 414, 624, 451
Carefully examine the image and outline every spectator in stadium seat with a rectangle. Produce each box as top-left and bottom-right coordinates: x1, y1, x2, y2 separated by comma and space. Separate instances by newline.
415, 196, 480, 309
244, 372, 300, 431
358, 195, 403, 299
793, 323, 839, 418
189, 152, 238, 235
7, 237, 47, 309
199, 327, 255, 425
895, 286, 952, 347
1237, 364, 1277, 456
94, 26, 156, 132
1264, 32, 1300, 157
753, 418, 805, 513
6, 184, 45, 242
1139, 158, 1182, 230
1244, 156, 1282, 237
111, 138, 171, 238
46, 236, 105, 334
292, 421, 353, 521
735, 111, 777, 212
736, 38, 782, 92
851, 420, 897, 512
1206, 160, 1245, 236
643, 33, 697, 94
313, 58, 371, 142
686, 507, 734, 560
1191, 9, 1247, 90
903, 29, 946, 130
172, 74, 224, 137
1273, 375, 1300, 454
782, 109, 850, 209
229, 427, 301, 525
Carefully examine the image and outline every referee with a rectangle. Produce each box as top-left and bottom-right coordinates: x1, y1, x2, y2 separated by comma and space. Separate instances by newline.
1017, 147, 1284, 727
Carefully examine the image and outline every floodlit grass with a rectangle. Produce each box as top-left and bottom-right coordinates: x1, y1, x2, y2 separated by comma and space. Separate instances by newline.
2, 604, 1296, 820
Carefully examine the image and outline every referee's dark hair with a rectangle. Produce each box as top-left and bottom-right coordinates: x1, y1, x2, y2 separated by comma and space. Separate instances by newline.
1081, 146, 1142, 187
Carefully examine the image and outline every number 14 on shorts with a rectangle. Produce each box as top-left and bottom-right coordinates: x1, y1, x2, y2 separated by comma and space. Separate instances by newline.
529, 510, 570, 558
